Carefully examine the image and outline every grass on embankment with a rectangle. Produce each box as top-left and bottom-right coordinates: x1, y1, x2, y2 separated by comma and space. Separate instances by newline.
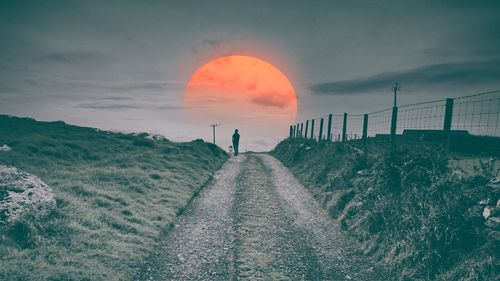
272, 138, 499, 281
0, 115, 228, 280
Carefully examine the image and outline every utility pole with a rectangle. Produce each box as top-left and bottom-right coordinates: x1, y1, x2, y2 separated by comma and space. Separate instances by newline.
392, 82, 401, 107
390, 83, 401, 144
210, 124, 219, 144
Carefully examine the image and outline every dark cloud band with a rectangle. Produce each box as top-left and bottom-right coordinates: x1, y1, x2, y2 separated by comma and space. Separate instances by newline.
311, 59, 500, 95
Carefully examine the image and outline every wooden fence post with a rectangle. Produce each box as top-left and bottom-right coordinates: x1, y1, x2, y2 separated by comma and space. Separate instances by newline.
342, 113, 347, 142
443, 98, 454, 151
300, 123, 304, 138
311, 119, 315, 140
390, 106, 398, 144
319, 118, 324, 141
327, 114, 333, 141
304, 120, 309, 139
289, 125, 293, 138
362, 114, 368, 151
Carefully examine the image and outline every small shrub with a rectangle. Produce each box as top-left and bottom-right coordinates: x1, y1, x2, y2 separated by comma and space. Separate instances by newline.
368, 212, 385, 233
149, 174, 161, 180
132, 139, 154, 148
26, 145, 39, 153
162, 146, 178, 154
121, 210, 133, 216
380, 148, 403, 191
473, 158, 499, 179
206, 143, 224, 156
6, 219, 37, 249
329, 190, 355, 218
94, 198, 111, 208
70, 185, 93, 197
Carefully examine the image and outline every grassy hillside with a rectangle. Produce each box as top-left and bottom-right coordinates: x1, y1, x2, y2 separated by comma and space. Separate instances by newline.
0, 115, 228, 280
272, 138, 499, 281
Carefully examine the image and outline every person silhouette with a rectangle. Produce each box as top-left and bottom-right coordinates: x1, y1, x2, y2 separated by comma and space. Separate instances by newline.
232, 129, 240, 156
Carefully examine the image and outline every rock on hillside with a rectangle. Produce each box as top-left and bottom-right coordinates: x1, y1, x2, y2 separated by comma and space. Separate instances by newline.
0, 165, 56, 224
0, 144, 11, 152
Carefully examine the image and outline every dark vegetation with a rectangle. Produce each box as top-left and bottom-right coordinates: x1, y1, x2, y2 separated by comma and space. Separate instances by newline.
273, 138, 499, 281
0, 115, 228, 280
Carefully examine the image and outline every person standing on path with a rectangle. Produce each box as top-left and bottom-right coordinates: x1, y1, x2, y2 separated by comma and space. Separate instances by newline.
232, 129, 240, 156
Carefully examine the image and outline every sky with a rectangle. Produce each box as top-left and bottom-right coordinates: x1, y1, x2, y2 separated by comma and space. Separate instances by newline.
1, 0, 499, 151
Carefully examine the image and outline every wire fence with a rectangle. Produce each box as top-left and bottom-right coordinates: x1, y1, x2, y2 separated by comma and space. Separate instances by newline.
367, 108, 391, 137
289, 90, 500, 154
453, 95, 500, 136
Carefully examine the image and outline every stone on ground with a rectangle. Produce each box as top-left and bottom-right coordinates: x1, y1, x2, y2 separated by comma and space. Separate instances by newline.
0, 165, 56, 224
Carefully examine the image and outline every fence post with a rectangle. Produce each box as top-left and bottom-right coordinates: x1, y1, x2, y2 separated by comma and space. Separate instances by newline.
342, 113, 347, 142
319, 118, 324, 141
362, 114, 368, 151
390, 106, 398, 144
327, 114, 332, 141
311, 119, 315, 140
443, 98, 454, 151
300, 123, 304, 138
304, 120, 309, 139
289, 125, 293, 138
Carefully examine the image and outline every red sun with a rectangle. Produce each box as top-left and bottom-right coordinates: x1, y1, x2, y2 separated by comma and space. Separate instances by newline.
184, 55, 297, 130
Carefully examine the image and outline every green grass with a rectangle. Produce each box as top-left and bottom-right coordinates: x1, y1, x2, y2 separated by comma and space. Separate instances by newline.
0, 115, 228, 280
272, 138, 499, 281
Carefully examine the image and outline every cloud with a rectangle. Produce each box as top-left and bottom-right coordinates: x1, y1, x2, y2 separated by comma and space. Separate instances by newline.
106, 81, 170, 92
75, 100, 183, 111
104, 80, 186, 92
76, 102, 142, 110
189, 32, 247, 56
251, 92, 292, 109
98, 96, 134, 101
190, 37, 225, 54
42, 50, 117, 65
311, 59, 500, 95
48, 78, 187, 92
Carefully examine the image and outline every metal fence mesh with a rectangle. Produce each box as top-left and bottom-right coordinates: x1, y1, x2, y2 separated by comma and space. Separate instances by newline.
452, 95, 500, 136
290, 90, 500, 145
367, 108, 392, 137
396, 100, 446, 134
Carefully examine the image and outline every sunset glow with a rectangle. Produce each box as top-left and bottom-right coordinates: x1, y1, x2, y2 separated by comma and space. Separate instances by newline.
184, 55, 297, 129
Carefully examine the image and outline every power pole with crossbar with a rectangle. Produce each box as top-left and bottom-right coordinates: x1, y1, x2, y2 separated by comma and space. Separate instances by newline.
392, 82, 401, 107
210, 124, 219, 144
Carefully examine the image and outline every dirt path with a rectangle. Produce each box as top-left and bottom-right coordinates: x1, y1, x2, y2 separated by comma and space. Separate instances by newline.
136, 154, 387, 281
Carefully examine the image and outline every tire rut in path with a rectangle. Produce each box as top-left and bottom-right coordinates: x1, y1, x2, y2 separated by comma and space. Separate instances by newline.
232, 155, 323, 280
259, 154, 387, 280
134, 156, 241, 281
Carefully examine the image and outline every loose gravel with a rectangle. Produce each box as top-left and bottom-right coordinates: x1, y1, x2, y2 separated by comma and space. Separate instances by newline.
135, 154, 388, 281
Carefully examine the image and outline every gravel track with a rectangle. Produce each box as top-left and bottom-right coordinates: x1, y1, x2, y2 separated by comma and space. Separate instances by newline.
135, 154, 388, 281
